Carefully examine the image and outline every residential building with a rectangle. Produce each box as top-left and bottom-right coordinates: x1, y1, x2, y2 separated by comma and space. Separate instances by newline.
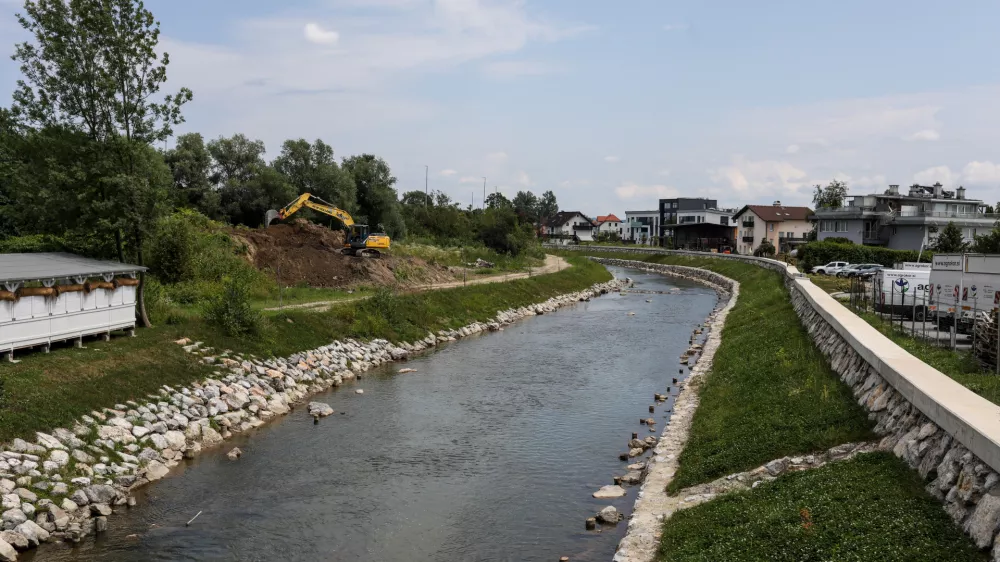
659, 198, 733, 245
812, 183, 996, 250
733, 202, 814, 254
544, 211, 596, 244
624, 211, 659, 245
595, 214, 624, 238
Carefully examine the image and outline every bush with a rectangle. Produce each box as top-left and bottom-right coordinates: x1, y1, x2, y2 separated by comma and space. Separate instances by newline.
148, 213, 198, 283
798, 241, 930, 271
754, 239, 776, 257
203, 273, 268, 337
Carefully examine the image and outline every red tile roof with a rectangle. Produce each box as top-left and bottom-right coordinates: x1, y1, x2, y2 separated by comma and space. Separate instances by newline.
735, 205, 813, 222
596, 214, 621, 224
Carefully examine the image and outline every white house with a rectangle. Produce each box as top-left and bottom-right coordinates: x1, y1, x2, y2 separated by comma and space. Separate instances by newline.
544, 211, 596, 244
624, 210, 660, 245
595, 214, 623, 238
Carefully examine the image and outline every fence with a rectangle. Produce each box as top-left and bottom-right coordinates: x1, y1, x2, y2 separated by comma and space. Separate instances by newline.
846, 274, 1000, 374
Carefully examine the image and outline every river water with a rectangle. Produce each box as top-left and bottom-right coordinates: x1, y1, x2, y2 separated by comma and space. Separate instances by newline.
34, 267, 717, 562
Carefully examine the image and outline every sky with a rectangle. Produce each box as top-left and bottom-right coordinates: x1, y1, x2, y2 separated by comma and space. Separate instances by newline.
2, 0, 1000, 217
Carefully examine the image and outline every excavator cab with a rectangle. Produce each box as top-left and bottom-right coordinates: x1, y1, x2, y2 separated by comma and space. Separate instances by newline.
344, 225, 390, 258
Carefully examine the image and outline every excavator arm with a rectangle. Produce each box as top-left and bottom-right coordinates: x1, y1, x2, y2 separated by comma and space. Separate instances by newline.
265, 193, 355, 227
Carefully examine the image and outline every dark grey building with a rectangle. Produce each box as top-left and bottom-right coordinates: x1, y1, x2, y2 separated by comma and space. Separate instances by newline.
658, 198, 723, 243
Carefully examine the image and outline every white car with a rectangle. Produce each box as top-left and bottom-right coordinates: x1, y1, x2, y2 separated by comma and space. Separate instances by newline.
812, 261, 849, 275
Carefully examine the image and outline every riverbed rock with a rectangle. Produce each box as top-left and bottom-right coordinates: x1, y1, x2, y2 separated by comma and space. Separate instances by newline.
307, 402, 334, 417
593, 485, 627, 499
162, 431, 186, 450
12, 491, 33, 504
82, 485, 117, 505
1, 510, 25, 531
0, 530, 26, 550
621, 471, 643, 485
0, 499, 14, 513
94, 516, 107, 533
60, 498, 78, 514
48, 450, 69, 468
0, 537, 16, 561
14, 521, 48, 546
89, 503, 112, 517
597, 506, 623, 524
96, 426, 135, 445
227, 448, 242, 461
628, 448, 643, 458
201, 427, 224, 448
144, 461, 170, 482
355, 389, 364, 395
34, 433, 65, 451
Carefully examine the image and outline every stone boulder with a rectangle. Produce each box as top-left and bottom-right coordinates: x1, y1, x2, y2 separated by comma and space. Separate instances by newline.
1, 510, 26, 531
597, 506, 623, 524
0, 530, 26, 551
0, 538, 14, 561
200, 427, 224, 448
144, 461, 170, 482
307, 402, 334, 417
593, 485, 627, 499
82, 485, 117, 505
14, 520, 49, 546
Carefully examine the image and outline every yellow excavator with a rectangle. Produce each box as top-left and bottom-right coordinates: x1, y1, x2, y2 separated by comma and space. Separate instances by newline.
265, 193, 391, 258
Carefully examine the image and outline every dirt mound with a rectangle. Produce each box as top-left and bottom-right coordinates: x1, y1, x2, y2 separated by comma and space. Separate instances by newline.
234, 220, 454, 288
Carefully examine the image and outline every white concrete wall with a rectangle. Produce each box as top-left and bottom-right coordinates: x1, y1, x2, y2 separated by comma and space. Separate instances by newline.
0, 285, 136, 352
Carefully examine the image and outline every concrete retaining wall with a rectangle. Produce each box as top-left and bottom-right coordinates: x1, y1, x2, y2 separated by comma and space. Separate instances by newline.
564, 246, 1000, 558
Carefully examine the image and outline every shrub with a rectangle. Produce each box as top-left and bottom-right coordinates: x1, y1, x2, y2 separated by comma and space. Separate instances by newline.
148, 213, 198, 283
798, 241, 931, 271
203, 273, 267, 337
754, 239, 776, 257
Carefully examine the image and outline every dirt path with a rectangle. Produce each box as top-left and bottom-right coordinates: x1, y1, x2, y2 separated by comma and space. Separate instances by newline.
265, 254, 569, 312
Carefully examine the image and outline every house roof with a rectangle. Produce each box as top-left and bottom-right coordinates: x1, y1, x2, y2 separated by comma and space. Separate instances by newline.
546, 211, 592, 227
734, 204, 813, 222
0, 253, 146, 284
596, 214, 621, 224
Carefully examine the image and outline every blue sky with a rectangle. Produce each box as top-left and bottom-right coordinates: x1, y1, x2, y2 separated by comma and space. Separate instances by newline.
2, 0, 1000, 216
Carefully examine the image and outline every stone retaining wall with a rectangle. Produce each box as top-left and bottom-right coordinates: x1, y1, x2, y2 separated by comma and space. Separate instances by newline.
570, 247, 1000, 560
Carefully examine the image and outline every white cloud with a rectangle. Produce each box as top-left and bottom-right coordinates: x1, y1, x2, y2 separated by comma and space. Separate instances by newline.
961, 161, 1000, 186
663, 23, 689, 31
614, 182, 680, 200
516, 171, 533, 186
559, 180, 572, 187
459, 176, 483, 184
913, 166, 958, 186
904, 129, 940, 142
440, 169, 458, 177
487, 151, 509, 161
604, 156, 620, 163
658, 169, 671, 177
785, 144, 800, 154
708, 156, 809, 196
481, 61, 559, 79
303, 23, 339, 45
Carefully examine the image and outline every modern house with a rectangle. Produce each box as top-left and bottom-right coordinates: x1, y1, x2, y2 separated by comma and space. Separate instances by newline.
811, 183, 996, 250
595, 214, 624, 238
734, 202, 814, 254
623, 211, 660, 245
544, 211, 596, 244
658, 198, 734, 245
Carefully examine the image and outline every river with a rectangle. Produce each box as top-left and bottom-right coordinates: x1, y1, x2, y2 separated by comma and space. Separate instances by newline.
33, 266, 717, 562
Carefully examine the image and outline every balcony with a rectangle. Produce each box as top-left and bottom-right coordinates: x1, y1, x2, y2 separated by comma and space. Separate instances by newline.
741, 235, 755, 243
741, 220, 755, 227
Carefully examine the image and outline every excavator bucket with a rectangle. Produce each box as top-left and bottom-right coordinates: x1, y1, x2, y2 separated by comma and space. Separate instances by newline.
264, 210, 280, 227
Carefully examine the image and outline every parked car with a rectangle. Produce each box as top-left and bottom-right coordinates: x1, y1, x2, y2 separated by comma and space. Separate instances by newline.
844, 264, 884, 278
836, 264, 862, 278
811, 261, 849, 275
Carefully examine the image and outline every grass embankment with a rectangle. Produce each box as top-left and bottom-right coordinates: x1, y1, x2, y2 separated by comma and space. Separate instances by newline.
860, 312, 1000, 405
807, 273, 851, 295
0, 255, 609, 443
657, 452, 987, 562
576, 251, 872, 489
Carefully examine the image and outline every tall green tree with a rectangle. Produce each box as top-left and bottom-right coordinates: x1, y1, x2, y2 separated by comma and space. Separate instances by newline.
208, 134, 265, 187
934, 221, 967, 252
485, 192, 512, 210
512, 190, 538, 223
971, 224, 1000, 254
11, 0, 192, 326
164, 133, 216, 216
535, 190, 558, 230
812, 180, 848, 209
342, 154, 405, 238
272, 138, 356, 213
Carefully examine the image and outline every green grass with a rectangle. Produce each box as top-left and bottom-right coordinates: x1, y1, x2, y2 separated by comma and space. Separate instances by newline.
657, 452, 986, 562
568, 251, 874, 490
807, 274, 851, 295
393, 242, 544, 272
0, 255, 609, 442
859, 312, 1000, 405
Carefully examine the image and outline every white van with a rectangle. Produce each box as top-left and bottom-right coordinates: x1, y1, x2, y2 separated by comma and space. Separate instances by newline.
929, 254, 1000, 334
875, 268, 931, 320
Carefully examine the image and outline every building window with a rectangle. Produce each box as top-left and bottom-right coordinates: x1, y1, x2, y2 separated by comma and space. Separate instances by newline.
837, 221, 848, 232
769, 224, 774, 232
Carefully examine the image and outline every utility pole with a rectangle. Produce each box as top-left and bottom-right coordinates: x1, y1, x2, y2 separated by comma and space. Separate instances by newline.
425, 165, 429, 206
483, 177, 487, 210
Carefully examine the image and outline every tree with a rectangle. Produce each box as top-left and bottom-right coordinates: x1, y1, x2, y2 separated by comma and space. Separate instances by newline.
477, 207, 533, 256
755, 239, 776, 257
934, 221, 967, 252
400, 190, 434, 208
342, 154, 405, 238
164, 133, 217, 216
12, 0, 192, 327
272, 139, 356, 213
812, 180, 848, 209
512, 191, 538, 223
535, 190, 558, 230
218, 165, 295, 228
208, 134, 266, 187
971, 224, 1000, 254
485, 192, 512, 210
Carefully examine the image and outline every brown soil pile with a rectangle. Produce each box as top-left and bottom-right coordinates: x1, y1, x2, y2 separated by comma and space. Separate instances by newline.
233, 220, 454, 288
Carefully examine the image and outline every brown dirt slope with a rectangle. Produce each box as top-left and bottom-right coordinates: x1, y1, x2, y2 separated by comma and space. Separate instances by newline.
233, 220, 454, 288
